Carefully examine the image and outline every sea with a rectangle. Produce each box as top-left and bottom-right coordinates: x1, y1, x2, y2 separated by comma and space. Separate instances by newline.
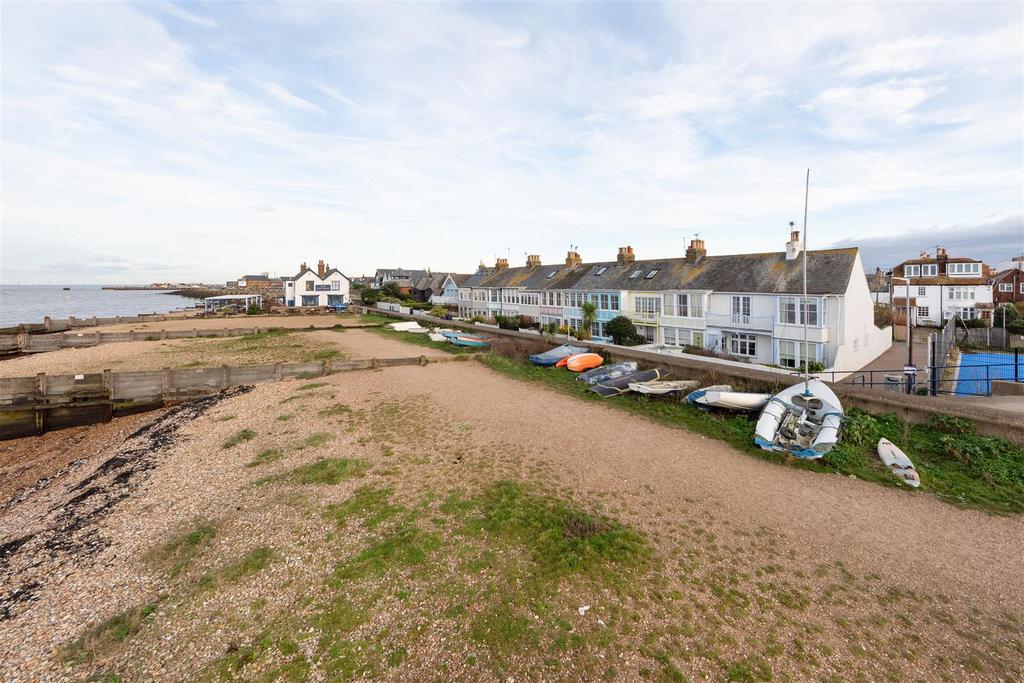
0, 285, 199, 327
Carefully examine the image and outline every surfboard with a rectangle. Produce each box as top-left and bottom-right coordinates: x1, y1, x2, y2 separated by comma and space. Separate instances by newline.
877, 438, 920, 488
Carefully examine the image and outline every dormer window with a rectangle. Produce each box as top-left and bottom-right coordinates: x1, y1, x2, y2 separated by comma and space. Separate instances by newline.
629, 270, 642, 279
921, 264, 937, 276
595, 266, 607, 276
645, 269, 660, 279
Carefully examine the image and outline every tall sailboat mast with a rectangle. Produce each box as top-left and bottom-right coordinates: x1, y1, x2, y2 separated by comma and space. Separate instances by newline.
802, 169, 810, 396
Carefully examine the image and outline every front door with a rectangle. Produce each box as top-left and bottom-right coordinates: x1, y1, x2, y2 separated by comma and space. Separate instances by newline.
692, 331, 704, 349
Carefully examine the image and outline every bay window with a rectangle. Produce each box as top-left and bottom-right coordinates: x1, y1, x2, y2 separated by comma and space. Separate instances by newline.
778, 297, 820, 326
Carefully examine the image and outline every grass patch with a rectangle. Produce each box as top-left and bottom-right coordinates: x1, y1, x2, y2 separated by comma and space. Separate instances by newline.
259, 457, 369, 486
296, 381, 329, 391
325, 486, 403, 529
145, 521, 217, 578
319, 403, 353, 417
222, 429, 256, 449
59, 602, 160, 664
478, 354, 1024, 515
302, 431, 335, 448
197, 547, 275, 591
215, 414, 236, 422
246, 448, 284, 468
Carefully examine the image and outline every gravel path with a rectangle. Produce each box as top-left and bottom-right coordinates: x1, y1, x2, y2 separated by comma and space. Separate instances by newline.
1, 358, 1020, 680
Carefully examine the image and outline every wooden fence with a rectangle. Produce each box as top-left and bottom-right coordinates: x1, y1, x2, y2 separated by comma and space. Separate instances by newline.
0, 355, 460, 440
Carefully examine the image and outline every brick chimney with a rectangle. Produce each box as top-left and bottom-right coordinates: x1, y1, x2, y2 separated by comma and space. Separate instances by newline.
300, 262, 308, 273
616, 246, 635, 265
685, 238, 707, 263
495, 257, 509, 270
935, 246, 948, 276
317, 260, 326, 278
565, 250, 582, 267
526, 254, 541, 268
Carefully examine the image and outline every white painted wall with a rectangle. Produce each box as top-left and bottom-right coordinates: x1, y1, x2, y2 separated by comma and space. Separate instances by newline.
831, 252, 892, 374
285, 270, 350, 307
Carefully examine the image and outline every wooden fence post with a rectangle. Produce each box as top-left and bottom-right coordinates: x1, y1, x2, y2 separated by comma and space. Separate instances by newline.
102, 369, 114, 423
162, 367, 171, 399
371, 358, 379, 369
420, 355, 428, 366
17, 332, 28, 351
321, 360, 328, 376
161, 329, 167, 340
274, 363, 282, 381
57, 333, 65, 349
43, 316, 51, 331
221, 365, 229, 389
193, 328, 198, 338
95, 332, 101, 346
35, 373, 47, 435
130, 330, 136, 342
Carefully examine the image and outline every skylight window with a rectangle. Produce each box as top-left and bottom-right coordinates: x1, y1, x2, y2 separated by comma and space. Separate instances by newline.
645, 269, 660, 279
629, 270, 642, 279
595, 266, 607, 276
546, 271, 557, 278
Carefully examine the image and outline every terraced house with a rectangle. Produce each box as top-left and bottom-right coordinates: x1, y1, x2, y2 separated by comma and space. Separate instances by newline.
459, 231, 891, 372
891, 249, 994, 325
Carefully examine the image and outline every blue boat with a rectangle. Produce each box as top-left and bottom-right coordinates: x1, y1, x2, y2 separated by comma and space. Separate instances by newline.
576, 361, 637, 385
529, 344, 589, 366
451, 334, 489, 348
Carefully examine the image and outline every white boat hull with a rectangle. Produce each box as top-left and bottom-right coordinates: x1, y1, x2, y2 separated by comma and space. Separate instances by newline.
628, 380, 698, 395
687, 385, 771, 411
754, 379, 843, 459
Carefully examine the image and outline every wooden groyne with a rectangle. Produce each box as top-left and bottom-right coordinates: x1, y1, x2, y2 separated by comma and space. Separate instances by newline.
0, 355, 464, 440
0, 312, 198, 336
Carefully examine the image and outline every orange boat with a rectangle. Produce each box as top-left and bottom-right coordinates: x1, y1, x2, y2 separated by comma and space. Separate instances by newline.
564, 353, 604, 372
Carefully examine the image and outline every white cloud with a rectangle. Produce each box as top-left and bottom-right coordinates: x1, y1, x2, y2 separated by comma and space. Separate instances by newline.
262, 82, 325, 114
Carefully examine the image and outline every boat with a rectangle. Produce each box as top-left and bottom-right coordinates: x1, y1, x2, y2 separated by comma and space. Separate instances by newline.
450, 335, 490, 348
686, 385, 773, 411
576, 362, 637, 385
529, 344, 589, 366
390, 321, 426, 332
591, 368, 668, 397
564, 353, 604, 372
877, 438, 920, 487
428, 332, 448, 342
628, 379, 698, 395
753, 170, 844, 460
754, 378, 843, 458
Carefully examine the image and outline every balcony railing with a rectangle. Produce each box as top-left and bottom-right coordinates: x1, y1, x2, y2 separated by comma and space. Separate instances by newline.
629, 310, 661, 322
706, 312, 774, 332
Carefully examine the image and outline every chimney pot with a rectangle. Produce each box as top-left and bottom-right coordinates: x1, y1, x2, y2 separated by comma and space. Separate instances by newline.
565, 250, 582, 267
686, 239, 707, 263
526, 254, 541, 268
495, 257, 509, 270
616, 246, 635, 265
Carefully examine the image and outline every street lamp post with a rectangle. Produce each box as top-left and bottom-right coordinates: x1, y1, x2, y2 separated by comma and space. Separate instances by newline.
892, 276, 914, 393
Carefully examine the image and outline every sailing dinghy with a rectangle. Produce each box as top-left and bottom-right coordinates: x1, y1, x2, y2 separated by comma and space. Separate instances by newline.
529, 344, 589, 366
754, 379, 843, 459
590, 368, 667, 397
628, 380, 698, 395
686, 385, 772, 411
576, 362, 637, 385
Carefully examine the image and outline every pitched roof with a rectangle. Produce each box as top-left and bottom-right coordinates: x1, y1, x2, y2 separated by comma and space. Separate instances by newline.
463, 249, 858, 296
285, 267, 350, 282
240, 274, 269, 281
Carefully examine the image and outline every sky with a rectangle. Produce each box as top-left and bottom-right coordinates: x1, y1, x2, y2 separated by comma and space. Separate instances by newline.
1, 1, 1022, 284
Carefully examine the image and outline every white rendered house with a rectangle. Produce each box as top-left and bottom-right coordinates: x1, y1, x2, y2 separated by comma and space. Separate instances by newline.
283, 260, 350, 308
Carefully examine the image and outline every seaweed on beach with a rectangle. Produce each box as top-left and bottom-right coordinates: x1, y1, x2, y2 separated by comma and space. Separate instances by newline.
0, 386, 254, 622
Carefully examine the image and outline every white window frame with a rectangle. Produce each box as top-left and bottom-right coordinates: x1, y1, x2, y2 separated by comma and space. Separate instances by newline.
634, 295, 662, 317
663, 327, 691, 347
778, 340, 819, 369
778, 296, 821, 326
731, 295, 751, 323
948, 262, 981, 276
999, 283, 1012, 292
921, 264, 937, 276
904, 265, 920, 277
949, 287, 974, 301
917, 306, 929, 318
729, 333, 757, 357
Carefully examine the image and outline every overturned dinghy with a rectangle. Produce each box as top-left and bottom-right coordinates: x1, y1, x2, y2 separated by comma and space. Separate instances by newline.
451, 335, 489, 348
530, 344, 589, 366
686, 385, 773, 411
576, 362, 637, 385
628, 380, 698, 395
591, 368, 668, 398
390, 321, 426, 332
428, 332, 448, 342
754, 379, 843, 459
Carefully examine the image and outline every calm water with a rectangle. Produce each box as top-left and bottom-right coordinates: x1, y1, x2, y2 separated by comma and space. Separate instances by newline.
0, 285, 199, 327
